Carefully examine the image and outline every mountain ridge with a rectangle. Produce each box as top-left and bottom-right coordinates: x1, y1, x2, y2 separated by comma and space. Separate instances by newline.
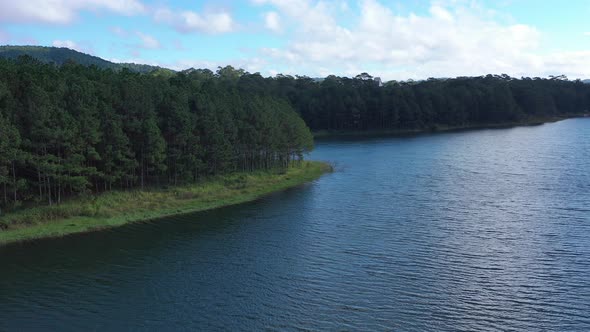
0, 45, 174, 74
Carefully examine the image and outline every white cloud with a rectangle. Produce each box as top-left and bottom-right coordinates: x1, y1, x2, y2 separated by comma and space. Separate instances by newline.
52, 39, 79, 50
252, 0, 341, 38
0, 0, 145, 24
264, 11, 282, 33
250, 0, 590, 80
51, 39, 95, 54
154, 7, 234, 34
18, 0, 589, 80
136, 32, 160, 49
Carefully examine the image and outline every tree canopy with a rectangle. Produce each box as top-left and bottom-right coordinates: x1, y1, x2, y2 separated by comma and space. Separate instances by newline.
0, 58, 313, 209
262, 74, 589, 132
1, 55, 588, 210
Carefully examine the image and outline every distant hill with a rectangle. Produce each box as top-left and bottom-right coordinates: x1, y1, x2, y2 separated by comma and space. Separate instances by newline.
0, 45, 174, 75
583, 79, 590, 84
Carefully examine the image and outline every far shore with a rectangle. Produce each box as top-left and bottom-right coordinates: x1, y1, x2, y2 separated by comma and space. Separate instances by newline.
313, 114, 588, 138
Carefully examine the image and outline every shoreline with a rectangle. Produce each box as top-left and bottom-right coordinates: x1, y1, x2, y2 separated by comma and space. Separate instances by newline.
313, 115, 588, 138
0, 161, 332, 247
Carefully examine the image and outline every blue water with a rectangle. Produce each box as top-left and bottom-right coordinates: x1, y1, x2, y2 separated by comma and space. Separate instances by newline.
1, 119, 589, 331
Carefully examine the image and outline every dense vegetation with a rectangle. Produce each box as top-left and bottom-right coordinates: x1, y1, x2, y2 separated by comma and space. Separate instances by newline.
0, 46, 173, 74
3, 47, 588, 132
1, 49, 589, 215
264, 73, 590, 132
0, 57, 313, 213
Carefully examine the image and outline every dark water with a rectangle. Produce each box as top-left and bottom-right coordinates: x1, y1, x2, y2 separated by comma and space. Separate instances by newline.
1, 119, 590, 331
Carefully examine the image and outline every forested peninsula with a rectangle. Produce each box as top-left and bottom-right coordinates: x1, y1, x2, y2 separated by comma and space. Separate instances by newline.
1, 52, 589, 244
0, 57, 324, 244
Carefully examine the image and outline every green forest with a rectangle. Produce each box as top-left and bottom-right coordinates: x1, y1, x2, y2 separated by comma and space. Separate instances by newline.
1, 54, 589, 213
266, 73, 589, 132
0, 57, 313, 212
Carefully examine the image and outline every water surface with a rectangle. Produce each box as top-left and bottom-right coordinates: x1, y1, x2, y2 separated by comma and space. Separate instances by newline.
1, 119, 589, 331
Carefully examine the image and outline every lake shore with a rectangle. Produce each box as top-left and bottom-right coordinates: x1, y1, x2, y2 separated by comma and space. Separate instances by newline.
0, 161, 332, 246
313, 114, 588, 138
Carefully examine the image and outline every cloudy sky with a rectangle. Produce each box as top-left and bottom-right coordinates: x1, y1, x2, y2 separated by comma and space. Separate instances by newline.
1, 0, 589, 80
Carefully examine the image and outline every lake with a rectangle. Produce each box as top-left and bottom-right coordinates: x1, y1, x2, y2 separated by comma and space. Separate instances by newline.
1, 118, 589, 331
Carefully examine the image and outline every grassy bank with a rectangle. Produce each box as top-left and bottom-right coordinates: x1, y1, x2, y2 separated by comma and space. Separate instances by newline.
0, 161, 332, 246
313, 115, 588, 138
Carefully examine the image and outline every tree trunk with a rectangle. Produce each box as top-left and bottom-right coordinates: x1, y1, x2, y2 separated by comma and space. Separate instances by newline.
38, 168, 42, 201
140, 147, 145, 190
12, 161, 16, 204
47, 175, 52, 206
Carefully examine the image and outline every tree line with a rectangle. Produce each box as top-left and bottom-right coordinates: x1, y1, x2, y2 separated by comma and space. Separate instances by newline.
233, 72, 589, 132
0, 57, 313, 209
1, 56, 589, 210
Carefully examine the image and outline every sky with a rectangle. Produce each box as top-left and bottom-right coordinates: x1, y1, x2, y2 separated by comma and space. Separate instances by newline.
1, 0, 590, 80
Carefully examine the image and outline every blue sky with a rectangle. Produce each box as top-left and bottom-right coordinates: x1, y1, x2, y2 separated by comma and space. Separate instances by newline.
1, 0, 590, 80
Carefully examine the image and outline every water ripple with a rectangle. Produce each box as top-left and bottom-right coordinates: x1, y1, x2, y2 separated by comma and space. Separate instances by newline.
1, 119, 590, 331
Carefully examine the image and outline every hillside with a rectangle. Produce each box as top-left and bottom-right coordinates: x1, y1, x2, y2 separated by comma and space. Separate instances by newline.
0, 45, 174, 74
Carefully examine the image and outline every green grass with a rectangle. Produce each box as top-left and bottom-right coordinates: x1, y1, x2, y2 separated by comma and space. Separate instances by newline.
0, 161, 332, 246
